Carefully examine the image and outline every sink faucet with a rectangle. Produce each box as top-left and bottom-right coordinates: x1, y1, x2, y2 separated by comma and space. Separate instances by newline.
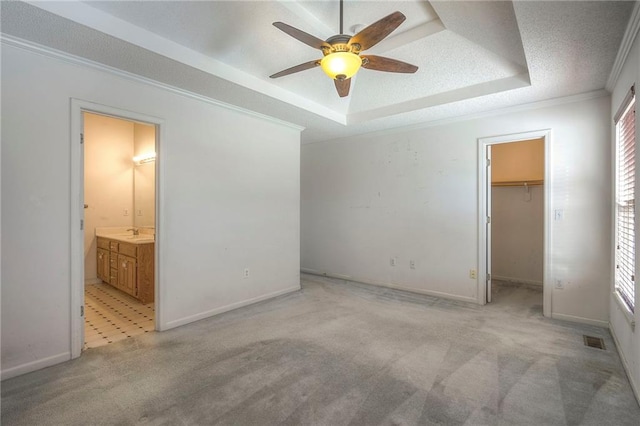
127, 228, 139, 236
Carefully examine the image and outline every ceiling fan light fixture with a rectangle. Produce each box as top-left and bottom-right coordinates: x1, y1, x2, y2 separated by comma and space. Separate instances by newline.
320, 52, 362, 80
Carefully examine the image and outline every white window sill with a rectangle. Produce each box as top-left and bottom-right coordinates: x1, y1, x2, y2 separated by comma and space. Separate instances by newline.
613, 290, 636, 330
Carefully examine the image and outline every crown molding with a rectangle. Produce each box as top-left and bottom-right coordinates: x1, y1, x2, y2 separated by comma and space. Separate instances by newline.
304, 89, 609, 145
22, 0, 344, 125
606, 1, 640, 92
1, 34, 305, 132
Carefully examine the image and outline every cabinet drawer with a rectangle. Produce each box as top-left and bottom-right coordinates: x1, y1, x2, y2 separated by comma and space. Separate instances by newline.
97, 237, 110, 250
118, 243, 137, 258
109, 241, 119, 252
109, 256, 117, 269
110, 268, 118, 285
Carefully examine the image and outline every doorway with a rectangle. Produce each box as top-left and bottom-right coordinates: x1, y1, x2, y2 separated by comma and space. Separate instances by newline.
477, 130, 552, 317
70, 100, 163, 358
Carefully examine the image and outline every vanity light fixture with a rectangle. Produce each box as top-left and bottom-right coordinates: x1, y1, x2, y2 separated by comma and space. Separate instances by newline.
133, 152, 156, 165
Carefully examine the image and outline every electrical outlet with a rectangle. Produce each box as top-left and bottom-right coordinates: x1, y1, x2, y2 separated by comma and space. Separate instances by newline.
469, 269, 477, 279
390, 257, 397, 267
410, 260, 416, 269
123, 209, 129, 216
243, 268, 250, 279
555, 279, 564, 289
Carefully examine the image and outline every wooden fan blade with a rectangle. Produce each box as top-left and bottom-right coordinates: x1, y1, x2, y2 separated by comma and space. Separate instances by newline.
334, 78, 351, 97
349, 11, 406, 51
270, 60, 320, 79
362, 55, 418, 73
273, 22, 329, 50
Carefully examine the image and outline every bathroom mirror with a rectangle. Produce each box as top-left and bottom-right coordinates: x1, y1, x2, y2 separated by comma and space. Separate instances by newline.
133, 122, 156, 229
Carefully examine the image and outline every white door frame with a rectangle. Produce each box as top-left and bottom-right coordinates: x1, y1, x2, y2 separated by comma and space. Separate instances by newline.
70, 99, 164, 358
477, 129, 553, 318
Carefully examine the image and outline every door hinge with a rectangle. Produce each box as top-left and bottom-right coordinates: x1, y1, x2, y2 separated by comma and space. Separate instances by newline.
80, 219, 84, 230
80, 133, 84, 144
487, 273, 491, 281
487, 216, 491, 224
486, 158, 491, 167
80, 305, 84, 317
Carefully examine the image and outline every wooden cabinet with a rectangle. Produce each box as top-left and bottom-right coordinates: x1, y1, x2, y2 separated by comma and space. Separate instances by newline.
96, 236, 155, 304
118, 254, 137, 297
97, 248, 110, 283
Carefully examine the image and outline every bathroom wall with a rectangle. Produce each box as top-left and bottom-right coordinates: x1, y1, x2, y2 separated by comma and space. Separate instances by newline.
83, 113, 135, 283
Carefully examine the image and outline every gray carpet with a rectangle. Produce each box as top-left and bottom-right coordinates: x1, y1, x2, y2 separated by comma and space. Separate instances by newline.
2, 275, 639, 425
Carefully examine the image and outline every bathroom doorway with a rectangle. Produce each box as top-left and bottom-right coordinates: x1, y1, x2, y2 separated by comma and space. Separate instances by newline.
70, 100, 162, 358
477, 130, 552, 317
83, 112, 156, 349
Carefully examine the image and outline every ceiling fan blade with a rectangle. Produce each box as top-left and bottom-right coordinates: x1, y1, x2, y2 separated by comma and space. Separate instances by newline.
334, 78, 351, 97
273, 22, 329, 50
362, 55, 418, 73
349, 11, 406, 51
270, 60, 320, 79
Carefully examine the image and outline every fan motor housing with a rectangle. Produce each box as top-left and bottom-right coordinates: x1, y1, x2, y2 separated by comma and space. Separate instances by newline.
323, 34, 362, 56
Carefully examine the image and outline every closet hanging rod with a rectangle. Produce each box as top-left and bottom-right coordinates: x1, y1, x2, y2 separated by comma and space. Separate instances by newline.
492, 180, 544, 187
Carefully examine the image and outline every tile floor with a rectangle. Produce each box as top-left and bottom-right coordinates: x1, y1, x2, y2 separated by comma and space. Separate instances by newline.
84, 283, 155, 350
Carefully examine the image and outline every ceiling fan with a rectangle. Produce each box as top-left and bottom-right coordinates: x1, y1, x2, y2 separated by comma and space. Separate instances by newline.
269, 0, 418, 97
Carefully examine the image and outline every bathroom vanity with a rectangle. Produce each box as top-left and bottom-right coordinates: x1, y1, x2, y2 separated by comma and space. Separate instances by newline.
97, 235, 154, 304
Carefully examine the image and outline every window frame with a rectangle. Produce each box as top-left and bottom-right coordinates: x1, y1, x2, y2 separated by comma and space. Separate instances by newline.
614, 85, 636, 317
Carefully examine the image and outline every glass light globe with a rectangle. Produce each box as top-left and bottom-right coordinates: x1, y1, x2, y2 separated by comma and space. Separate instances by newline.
320, 52, 362, 80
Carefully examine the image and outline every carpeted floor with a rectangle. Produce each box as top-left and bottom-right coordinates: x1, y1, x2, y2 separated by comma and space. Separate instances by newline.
2, 275, 639, 425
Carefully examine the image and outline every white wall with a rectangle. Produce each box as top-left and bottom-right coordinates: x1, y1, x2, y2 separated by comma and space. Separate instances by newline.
83, 113, 135, 283
491, 185, 544, 285
302, 95, 611, 325
1, 43, 301, 378
610, 22, 640, 403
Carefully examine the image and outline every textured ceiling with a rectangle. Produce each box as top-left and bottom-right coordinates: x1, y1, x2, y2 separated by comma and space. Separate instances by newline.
1, 1, 634, 143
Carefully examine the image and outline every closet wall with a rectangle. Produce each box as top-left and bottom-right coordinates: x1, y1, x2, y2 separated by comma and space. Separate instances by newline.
491, 138, 544, 285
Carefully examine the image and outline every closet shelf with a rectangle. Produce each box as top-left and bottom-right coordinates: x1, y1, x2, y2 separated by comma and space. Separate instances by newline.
492, 180, 544, 187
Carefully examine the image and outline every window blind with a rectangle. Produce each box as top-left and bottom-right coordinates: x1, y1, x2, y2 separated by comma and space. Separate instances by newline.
615, 90, 636, 313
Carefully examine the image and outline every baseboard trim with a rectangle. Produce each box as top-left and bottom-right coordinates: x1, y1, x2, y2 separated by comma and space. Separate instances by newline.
301, 268, 477, 304
492, 275, 542, 286
609, 321, 640, 407
163, 285, 301, 330
84, 278, 102, 285
1, 352, 71, 381
551, 313, 609, 328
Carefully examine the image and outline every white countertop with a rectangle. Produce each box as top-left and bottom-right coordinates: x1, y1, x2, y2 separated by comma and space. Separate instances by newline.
95, 227, 155, 244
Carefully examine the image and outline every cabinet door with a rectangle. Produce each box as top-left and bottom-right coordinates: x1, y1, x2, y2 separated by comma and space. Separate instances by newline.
97, 248, 110, 283
117, 254, 137, 297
